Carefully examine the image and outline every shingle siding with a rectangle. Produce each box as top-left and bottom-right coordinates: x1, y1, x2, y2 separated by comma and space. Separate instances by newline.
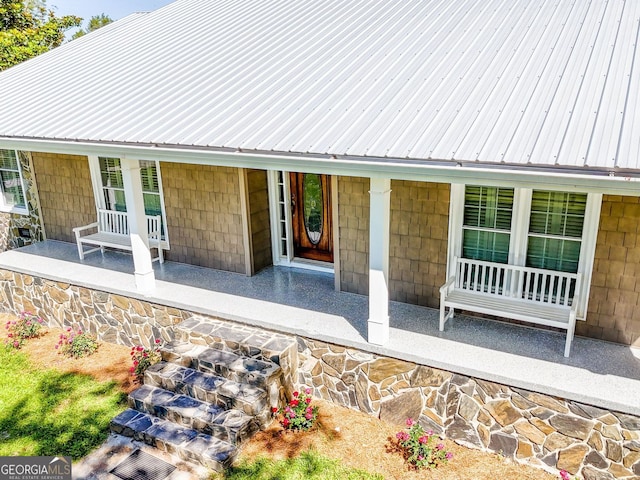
247, 169, 272, 273
31, 152, 94, 243
580, 195, 640, 347
161, 163, 245, 273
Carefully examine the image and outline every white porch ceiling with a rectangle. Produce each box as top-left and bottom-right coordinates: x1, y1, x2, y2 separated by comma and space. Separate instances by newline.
0, 0, 638, 171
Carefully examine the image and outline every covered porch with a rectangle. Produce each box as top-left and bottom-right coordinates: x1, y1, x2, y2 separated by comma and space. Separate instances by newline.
2, 239, 639, 417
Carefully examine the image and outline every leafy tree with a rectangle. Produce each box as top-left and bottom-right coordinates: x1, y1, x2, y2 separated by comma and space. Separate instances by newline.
0, 0, 81, 71
72, 13, 112, 40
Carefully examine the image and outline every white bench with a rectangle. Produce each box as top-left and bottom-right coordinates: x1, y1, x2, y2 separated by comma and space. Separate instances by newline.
440, 257, 581, 357
73, 209, 165, 263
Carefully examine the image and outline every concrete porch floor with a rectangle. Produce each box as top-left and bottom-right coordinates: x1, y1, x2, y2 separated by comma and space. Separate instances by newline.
1, 240, 639, 416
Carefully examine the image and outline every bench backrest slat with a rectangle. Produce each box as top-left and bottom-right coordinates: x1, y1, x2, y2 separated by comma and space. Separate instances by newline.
97, 209, 161, 239
453, 257, 580, 307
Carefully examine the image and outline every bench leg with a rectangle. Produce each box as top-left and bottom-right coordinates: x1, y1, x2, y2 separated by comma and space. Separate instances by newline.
77, 242, 85, 260
564, 313, 576, 357
439, 304, 454, 331
158, 247, 164, 264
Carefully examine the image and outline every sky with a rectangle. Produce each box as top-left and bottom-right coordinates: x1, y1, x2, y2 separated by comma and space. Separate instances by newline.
49, 0, 175, 34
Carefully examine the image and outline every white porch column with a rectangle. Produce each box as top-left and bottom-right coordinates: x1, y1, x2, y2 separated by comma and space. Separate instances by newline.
121, 157, 155, 293
367, 177, 391, 345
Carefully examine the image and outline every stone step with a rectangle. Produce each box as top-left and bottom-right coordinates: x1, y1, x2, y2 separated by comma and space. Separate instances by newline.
144, 361, 270, 419
128, 385, 258, 445
110, 408, 237, 472
161, 341, 281, 389
175, 316, 297, 367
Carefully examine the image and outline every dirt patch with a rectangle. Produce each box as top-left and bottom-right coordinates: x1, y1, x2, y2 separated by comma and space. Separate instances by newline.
240, 399, 556, 480
2, 313, 136, 393
2, 312, 555, 479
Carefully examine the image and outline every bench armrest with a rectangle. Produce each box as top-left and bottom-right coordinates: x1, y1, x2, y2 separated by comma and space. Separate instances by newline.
73, 222, 98, 237
439, 276, 456, 295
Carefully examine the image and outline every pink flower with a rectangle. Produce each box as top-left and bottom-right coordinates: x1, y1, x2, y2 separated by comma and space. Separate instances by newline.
54, 344, 59, 350
293, 391, 299, 397
396, 431, 409, 441
129, 366, 135, 373
67, 328, 71, 332
560, 470, 571, 480
305, 413, 313, 420
436, 443, 444, 450
427, 430, 433, 436
417, 455, 424, 461
7, 333, 12, 338
155, 339, 161, 344
282, 418, 290, 427
445, 452, 453, 460
13, 341, 19, 348
305, 397, 311, 404
418, 435, 428, 444
305, 387, 311, 394
271, 407, 278, 413
406, 418, 414, 427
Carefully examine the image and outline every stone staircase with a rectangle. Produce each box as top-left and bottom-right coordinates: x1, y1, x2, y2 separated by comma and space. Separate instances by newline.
110, 316, 298, 471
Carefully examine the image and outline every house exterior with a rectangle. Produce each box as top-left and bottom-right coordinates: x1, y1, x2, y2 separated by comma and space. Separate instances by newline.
1, 0, 639, 348
2, 1, 640, 476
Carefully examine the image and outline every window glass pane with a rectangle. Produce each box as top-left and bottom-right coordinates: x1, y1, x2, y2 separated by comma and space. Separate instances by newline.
143, 192, 162, 217
103, 189, 127, 211
0, 170, 25, 208
527, 237, 581, 273
527, 190, 586, 273
462, 186, 513, 263
0, 149, 19, 170
140, 161, 159, 193
0, 150, 26, 209
99, 157, 124, 189
529, 191, 586, 237
463, 230, 510, 263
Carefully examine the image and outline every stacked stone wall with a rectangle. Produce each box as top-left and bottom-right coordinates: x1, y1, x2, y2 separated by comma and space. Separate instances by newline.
1, 269, 639, 479
582, 195, 640, 347
297, 338, 640, 479
0, 270, 184, 348
246, 169, 272, 273
31, 151, 93, 244
161, 163, 245, 273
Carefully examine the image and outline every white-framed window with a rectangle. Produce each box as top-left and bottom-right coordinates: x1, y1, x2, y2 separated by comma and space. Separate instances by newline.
0, 149, 28, 215
449, 184, 602, 318
267, 170, 294, 264
89, 156, 169, 243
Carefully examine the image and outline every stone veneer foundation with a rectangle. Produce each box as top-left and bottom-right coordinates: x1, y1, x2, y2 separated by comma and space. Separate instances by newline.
0, 269, 638, 479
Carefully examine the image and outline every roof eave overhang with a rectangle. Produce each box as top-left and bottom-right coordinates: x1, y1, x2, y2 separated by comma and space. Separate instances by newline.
2, 137, 640, 195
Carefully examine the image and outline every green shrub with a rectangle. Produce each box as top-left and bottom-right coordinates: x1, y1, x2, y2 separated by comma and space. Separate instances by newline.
55, 327, 98, 358
4, 311, 45, 349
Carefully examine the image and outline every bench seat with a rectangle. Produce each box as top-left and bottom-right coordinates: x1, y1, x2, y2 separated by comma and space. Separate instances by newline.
444, 290, 571, 330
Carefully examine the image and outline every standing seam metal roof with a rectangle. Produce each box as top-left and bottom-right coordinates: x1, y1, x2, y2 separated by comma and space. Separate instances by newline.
0, 0, 638, 170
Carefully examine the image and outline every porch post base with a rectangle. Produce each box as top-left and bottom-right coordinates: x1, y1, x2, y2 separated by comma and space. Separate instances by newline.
367, 316, 390, 345
134, 270, 155, 293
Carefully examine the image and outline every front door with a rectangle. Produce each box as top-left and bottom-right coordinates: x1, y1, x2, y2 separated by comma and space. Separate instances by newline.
290, 173, 333, 263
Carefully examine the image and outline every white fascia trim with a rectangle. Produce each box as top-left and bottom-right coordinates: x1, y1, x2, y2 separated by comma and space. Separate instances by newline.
2, 138, 640, 195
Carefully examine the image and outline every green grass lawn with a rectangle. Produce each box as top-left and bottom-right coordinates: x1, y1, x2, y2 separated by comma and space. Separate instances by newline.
0, 346, 126, 459
215, 450, 384, 480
